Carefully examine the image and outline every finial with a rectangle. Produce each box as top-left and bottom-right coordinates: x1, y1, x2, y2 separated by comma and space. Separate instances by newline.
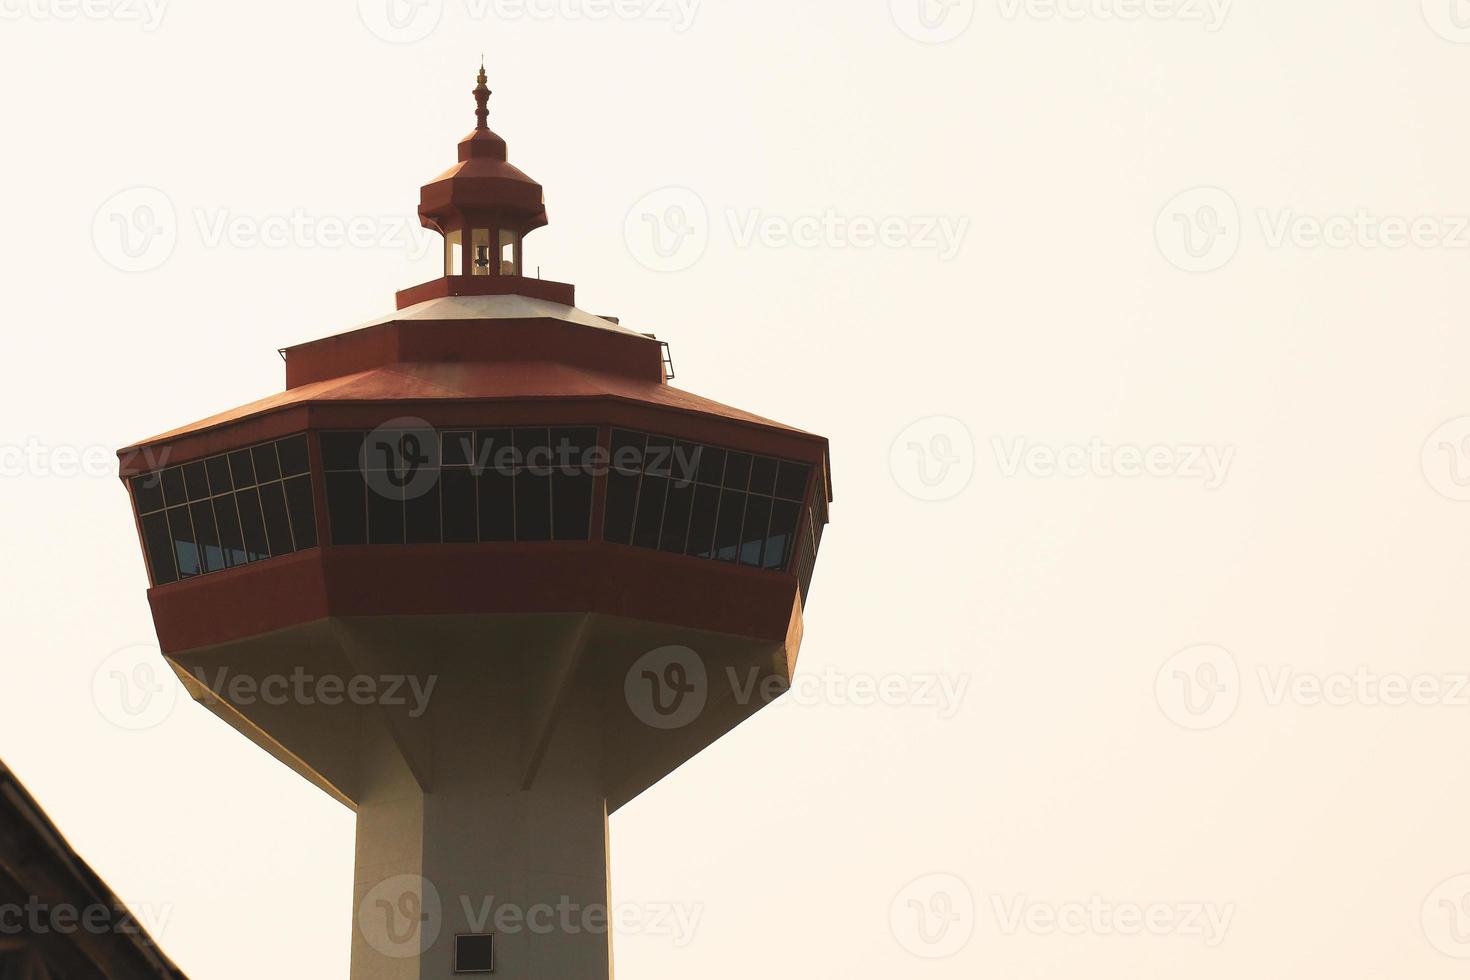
474, 61, 491, 131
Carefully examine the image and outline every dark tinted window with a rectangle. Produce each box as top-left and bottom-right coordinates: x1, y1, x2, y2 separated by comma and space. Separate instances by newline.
325, 472, 366, 545
284, 476, 318, 550
228, 450, 256, 489
205, 455, 233, 495
550, 427, 597, 541
140, 511, 177, 585
236, 489, 270, 561
442, 469, 478, 543
167, 506, 199, 578
131, 474, 165, 515
128, 433, 320, 585
601, 428, 813, 574
183, 461, 210, 501
258, 482, 293, 556
277, 435, 310, 477
191, 500, 225, 572
252, 443, 282, 483
213, 497, 247, 568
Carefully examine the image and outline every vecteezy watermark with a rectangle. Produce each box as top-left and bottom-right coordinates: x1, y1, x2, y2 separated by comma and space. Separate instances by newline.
890, 873, 976, 959
623, 647, 971, 730
728, 665, 971, 721
890, 416, 976, 503
996, 0, 1231, 31
1422, 417, 1470, 502
992, 437, 1235, 489
1423, 874, 1470, 958
625, 646, 709, 730
357, 0, 699, 43
359, 419, 705, 502
360, 875, 443, 959
891, 0, 975, 43
1155, 644, 1241, 731
189, 666, 439, 718
726, 210, 969, 261
1256, 209, 1470, 252
93, 644, 179, 732
192, 208, 437, 259
624, 188, 970, 272
92, 188, 438, 273
624, 187, 711, 273
0, 439, 162, 479
1156, 187, 1241, 273
0, 0, 167, 30
92, 187, 177, 273
1158, 188, 1470, 272
988, 894, 1235, 945
1157, 645, 1470, 731
0, 898, 174, 940
357, 874, 703, 959
1422, 0, 1470, 43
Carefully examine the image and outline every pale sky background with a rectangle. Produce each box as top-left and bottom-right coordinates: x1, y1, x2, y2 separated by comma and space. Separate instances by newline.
6, 0, 1470, 976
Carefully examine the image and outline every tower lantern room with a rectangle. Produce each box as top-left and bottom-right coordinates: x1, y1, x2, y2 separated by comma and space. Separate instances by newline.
420, 62, 547, 281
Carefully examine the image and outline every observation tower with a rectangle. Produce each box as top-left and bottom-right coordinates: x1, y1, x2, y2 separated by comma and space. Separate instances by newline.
118, 65, 831, 979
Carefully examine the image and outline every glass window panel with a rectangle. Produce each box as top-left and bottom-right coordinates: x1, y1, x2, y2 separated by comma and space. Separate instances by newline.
277, 435, 310, 477
685, 483, 720, 558
284, 475, 318, 550
739, 494, 772, 567
228, 450, 256, 488
514, 427, 552, 474
167, 506, 200, 578
205, 456, 233, 495
632, 475, 669, 550
235, 488, 271, 561
258, 481, 295, 556
775, 461, 811, 501
212, 496, 247, 568
190, 500, 225, 572
644, 435, 675, 478
749, 456, 778, 497
477, 466, 514, 542
550, 429, 594, 541
161, 467, 187, 506
141, 511, 178, 585
551, 427, 598, 473
405, 481, 442, 545
551, 472, 593, 541
609, 429, 646, 473
659, 478, 695, 556
713, 489, 745, 562
325, 472, 367, 546
131, 474, 165, 514
669, 441, 702, 489
476, 429, 514, 479
515, 471, 552, 541
603, 470, 638, 545
695, 446, 725, 486
252, 443, 282, 483
765, 500, 801, 570
514, 428, 551, 541
367, 486, 404, 545
723, 452, 752, 491
320, 432, 364, 472
443, 431, 475, 467
183, 461, 210, 501
441, 468, 477, 543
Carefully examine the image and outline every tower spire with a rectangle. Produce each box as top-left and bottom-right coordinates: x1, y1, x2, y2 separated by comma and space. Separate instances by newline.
473, 60, 491, 131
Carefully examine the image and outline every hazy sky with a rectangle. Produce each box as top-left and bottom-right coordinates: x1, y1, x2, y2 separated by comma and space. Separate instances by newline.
5, 0, 1470, 976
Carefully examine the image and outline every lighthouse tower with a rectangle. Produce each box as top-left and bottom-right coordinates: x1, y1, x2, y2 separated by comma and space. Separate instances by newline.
118, 66, 831, 979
